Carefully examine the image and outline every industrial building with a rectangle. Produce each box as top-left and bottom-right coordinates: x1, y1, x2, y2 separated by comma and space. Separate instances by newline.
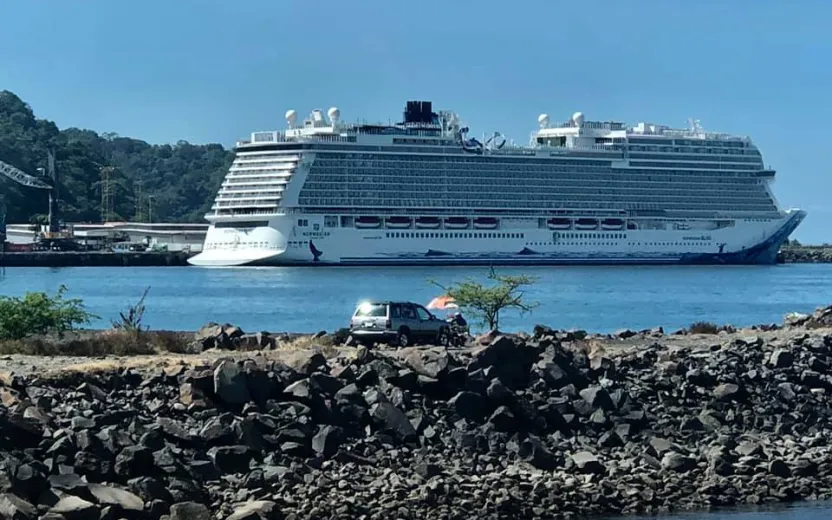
4, 222, 207, 252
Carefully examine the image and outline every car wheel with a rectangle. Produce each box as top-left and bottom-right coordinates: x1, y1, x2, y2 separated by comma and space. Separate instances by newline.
437, 328, 451, 348
396, 329, 410, 348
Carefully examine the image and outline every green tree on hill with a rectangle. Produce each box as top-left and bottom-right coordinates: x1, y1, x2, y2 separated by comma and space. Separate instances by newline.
0, 90, 233, 224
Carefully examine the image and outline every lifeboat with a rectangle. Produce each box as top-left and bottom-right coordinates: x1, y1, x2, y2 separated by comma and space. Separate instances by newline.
600, 218, 625, 230
415, 217, 441, 229
473, 217, 499, 230
385, 216, 412, 229
574, 218, 598, 230
547, 217, 572, 230
444, 217, 470, 229
355, 216, 382, 229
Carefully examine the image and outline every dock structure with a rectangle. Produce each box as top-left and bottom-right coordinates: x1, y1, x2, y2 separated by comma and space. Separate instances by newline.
4, 222, 208, 253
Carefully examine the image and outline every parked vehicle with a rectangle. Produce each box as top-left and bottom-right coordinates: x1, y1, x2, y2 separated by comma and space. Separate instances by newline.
348, 301, 451, 347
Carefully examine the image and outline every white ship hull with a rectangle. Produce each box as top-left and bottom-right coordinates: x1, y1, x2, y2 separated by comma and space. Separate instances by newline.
187, 210, 806, 267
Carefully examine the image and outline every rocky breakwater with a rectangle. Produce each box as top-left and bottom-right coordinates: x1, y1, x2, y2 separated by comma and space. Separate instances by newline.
778, 246, 832, 264
3, 326, 832, 519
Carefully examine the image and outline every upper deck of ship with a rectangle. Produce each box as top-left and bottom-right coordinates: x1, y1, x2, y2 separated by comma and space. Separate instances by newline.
233, 101, 757, 159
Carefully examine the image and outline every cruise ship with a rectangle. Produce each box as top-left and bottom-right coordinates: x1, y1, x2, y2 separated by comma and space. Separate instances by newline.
188, 101, 805, 267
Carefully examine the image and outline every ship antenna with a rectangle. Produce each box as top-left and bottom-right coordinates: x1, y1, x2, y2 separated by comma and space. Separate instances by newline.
687, 117, 703, 136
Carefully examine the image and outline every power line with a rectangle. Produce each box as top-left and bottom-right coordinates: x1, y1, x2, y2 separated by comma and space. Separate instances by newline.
99, 166, 116, 222
134, 180, 144, 222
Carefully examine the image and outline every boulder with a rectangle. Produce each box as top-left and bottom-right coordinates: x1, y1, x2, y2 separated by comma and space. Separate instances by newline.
169, 502, 211, 520
448, 391, 486, 422
400, 347, 452, 379
213, 360, 251, 406
312, 425, 343, 458
713, 383, 742, 401
571, 451, 606, 475
86, 484, 144, 515
769, 349, 795, 369
49, 495, 100, 519
227, 500, 280, 520
0, 494, 37, 520
661, 452, 697, 473
370, 403, 417, 442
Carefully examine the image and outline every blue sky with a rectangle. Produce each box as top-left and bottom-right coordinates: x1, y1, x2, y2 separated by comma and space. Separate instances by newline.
2, 0, 830, 242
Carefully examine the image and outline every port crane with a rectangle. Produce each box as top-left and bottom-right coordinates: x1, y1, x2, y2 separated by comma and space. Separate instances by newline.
0, 151, 69, 246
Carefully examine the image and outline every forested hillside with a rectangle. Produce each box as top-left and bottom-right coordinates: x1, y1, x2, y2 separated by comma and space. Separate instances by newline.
0, 90, 233, 224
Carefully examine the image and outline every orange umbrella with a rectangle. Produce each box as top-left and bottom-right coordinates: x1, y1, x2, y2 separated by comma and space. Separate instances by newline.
427, 295, 457, 310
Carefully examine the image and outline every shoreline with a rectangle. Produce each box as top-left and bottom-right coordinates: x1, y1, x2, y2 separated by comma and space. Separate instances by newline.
0, 251, 192, 267
0, 246, 830, 267
1, 307, 832, 518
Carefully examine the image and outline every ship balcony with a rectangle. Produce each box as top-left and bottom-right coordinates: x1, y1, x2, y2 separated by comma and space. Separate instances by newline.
221, 179, 290, 189
217, 186, 286, 195
214, 190, 283, 201
212, 200, 281, 210
229, 164, 297, 173
205, 208, 284, 219
233, 154, 300, 163
227, 170, 294, 177
224, 177, 292, 186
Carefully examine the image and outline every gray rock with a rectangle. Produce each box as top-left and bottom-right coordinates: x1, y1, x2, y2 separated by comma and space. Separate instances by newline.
769, 459, 791, 478
227, 500, 280, 520
400, 347, 451, 378
698, 410, 722, 431
370, 402, 417, 442
0, 493, 37, 520
735, 441, 763, 457
488, 405, 517, 432
213, 360, 251, 406
579, 385, 615, 411
518, 437, 558, 470
49, 495, 100, 519
87, 483, 144, 513
284, 351, 328, 375
448, 391, 486, 422
769, 349, 795, 368
713, 383, 742, 400
661, 452, 697, 473
571, 451, 606, 475
312, 425, 343, 458
414, 463, 442, 479
207, 446, 253, 474
169, 501, 211, 520
648, 437, 676, 455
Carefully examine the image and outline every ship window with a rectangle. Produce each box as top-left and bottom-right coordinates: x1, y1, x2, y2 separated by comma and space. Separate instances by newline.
215, 221, 268, 229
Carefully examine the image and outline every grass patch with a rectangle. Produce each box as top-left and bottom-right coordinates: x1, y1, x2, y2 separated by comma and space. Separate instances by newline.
0, 330, 192, 357
689, 321, 720, 334
276, 334, 341, 358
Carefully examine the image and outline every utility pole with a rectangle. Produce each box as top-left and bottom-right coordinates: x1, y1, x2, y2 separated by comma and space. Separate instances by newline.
0, 201, 6, 272
148, 195, 155, 224
134, 180, 144, 222
99, 166, 116, 222
46, 150, 59, 234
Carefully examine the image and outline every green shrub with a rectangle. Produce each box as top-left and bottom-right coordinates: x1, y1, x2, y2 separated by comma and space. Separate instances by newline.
0, 285, 96, 340
112, 287, 150, 337
689, 321, 719, 334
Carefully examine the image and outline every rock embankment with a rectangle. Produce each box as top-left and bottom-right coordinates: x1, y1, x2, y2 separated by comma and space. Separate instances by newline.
778, 246, 832, 264
2, 319, 832, 519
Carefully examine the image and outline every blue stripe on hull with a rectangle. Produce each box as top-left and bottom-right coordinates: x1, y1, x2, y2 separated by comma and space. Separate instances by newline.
245, 211, 806, 268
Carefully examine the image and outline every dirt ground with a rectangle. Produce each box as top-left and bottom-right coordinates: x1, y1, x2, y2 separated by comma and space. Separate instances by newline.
0, 325, 829, 383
